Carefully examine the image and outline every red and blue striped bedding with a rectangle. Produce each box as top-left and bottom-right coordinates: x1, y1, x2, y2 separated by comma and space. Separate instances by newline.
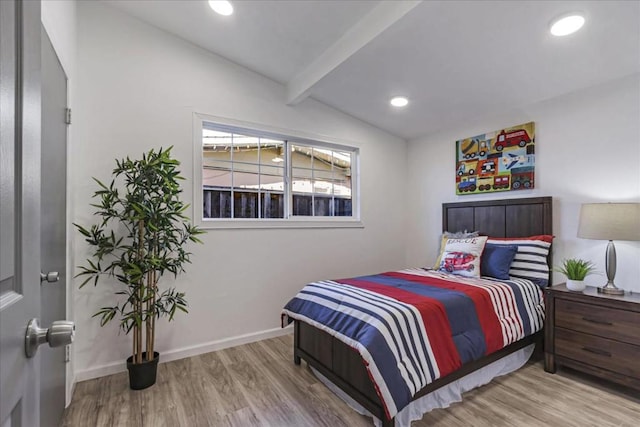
282, 268, 544, 419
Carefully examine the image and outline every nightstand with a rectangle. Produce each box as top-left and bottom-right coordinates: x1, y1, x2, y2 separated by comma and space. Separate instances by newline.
544, 283, 640, 391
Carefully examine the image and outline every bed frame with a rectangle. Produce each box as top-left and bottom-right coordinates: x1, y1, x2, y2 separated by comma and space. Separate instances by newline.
292, 196, 553, 426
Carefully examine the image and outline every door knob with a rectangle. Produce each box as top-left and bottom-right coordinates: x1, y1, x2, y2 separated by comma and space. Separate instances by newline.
40, 271, 59, 283
25, 318, 75, 358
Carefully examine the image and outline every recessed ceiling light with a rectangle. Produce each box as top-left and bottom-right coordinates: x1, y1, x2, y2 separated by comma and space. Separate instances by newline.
390, 96, 408, 107
550, 14, 585, 36
209, 0, 233, 16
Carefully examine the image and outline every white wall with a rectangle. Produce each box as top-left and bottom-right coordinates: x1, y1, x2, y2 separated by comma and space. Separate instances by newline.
72, 1, 408, 380
41, 0, 77, 406
406, 73, 640, 292
41, 0, 76, 81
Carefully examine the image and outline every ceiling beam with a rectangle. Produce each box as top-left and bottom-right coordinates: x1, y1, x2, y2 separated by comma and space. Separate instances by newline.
285, 1, 421, 106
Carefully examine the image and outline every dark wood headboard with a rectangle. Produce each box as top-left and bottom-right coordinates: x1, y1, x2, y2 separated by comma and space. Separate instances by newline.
443, 197, 553, 277
442, 196, 552, 237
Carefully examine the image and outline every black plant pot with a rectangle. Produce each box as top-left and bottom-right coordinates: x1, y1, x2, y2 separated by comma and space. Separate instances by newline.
126, 351, 159, 390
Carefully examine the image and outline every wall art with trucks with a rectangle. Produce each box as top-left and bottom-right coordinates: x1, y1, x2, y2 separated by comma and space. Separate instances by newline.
455, 121, 535, 196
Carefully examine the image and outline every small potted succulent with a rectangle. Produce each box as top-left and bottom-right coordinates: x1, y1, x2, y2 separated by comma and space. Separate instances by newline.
554, 258, 597, 292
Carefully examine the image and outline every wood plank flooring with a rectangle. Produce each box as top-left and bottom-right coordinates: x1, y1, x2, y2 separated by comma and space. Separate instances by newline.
62, 334, 640, 426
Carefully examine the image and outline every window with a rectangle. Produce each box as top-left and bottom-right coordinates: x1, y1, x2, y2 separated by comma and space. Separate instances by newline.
202, 128, 285, 219
290, 144, 353, 217
195, 115, 360, 228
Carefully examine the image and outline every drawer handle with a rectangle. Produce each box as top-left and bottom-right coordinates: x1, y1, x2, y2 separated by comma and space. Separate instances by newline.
582, 347, 611, 357
581, 317, 613, 326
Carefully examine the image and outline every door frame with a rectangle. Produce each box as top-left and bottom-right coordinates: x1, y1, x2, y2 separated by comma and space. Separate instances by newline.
40, 24, 72, 421
39, 14, 75, 408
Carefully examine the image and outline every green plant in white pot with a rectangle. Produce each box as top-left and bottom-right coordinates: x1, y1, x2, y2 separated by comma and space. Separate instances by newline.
554, 258, 597, 292
75, 146, 204, 390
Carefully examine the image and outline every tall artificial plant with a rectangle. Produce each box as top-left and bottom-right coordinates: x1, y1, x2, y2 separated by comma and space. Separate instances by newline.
75, 146, 204, 364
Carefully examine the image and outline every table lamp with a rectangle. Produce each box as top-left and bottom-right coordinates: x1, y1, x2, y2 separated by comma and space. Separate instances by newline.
577, 203, 640, 295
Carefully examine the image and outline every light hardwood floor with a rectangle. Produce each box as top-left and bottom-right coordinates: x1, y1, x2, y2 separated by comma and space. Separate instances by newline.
62, 334, 640, 426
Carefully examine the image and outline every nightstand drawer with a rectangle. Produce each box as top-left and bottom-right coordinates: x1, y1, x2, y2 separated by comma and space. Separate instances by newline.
555, 299, 640, 345
555, 328, 640, 379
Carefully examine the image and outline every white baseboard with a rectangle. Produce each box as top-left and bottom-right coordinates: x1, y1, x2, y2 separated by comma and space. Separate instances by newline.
74, 325, 293, 383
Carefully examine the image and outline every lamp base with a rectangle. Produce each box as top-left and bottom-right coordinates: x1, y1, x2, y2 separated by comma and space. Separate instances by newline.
597, 283, 625, 295
599, 242, 624, 295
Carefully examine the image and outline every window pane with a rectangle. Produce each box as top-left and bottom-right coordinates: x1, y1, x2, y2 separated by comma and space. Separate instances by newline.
233, 171, 259, 190
203, 131, 232, 162
292, 194, 313, 216
292, 167, 313, 179
231, 133, 259, 145
334, 197, 352, 217
292, 178, 313, 194
314, 195, 332, 217
260, 165, 284, 177
203, 164, 232, 188
314, 169, 333, 181
334, 157, 351, 181
262, 191, 284, 219
292, 167, 313, 195
203, 189, 231, 219
291, 144, 313, 169
334, 151, 352, 168
260, 140, 284, 165
313, 180, 333, 195
333, 179, 352, 197
234, 191, 259, 219
203, 157, 232, 169
204, 151, 232, 166
312, 147, 333, 170
234, 136, 260, 164
335, 163, 351, 176
260, 172, 284, 192
232, 161, 260, 174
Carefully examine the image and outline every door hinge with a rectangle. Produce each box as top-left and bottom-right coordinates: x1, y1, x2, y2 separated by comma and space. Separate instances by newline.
65, 108, 71, 125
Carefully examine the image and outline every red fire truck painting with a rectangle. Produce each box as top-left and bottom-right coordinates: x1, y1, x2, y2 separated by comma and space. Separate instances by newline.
441, 252, 476, 272
455, 122, 535, 196
494, 128, 531, 151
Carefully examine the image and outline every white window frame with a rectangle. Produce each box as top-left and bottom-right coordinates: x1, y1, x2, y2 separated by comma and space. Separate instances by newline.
193, 113, 362, 229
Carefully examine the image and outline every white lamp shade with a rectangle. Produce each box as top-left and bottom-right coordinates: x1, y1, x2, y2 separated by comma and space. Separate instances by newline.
578, 203, 640, 241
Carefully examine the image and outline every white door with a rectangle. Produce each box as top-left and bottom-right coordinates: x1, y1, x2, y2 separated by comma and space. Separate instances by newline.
0, 1, 43, 426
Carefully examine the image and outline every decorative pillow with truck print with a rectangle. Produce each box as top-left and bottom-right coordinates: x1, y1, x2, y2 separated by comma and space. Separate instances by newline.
437, 236, 488, 278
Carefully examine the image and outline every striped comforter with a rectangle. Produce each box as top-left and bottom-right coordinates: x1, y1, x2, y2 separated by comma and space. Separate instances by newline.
281, 268, 545, 420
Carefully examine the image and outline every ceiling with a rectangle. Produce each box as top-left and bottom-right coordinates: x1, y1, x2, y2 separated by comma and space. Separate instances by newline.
104, 0, 640, 141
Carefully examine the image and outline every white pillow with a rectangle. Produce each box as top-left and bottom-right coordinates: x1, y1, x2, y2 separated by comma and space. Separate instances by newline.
486, 235, 553, 287
437, 236, 488, 278
433, 230, 480, 269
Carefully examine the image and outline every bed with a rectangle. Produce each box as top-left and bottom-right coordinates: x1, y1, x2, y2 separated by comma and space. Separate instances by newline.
283, 196, 553, 426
